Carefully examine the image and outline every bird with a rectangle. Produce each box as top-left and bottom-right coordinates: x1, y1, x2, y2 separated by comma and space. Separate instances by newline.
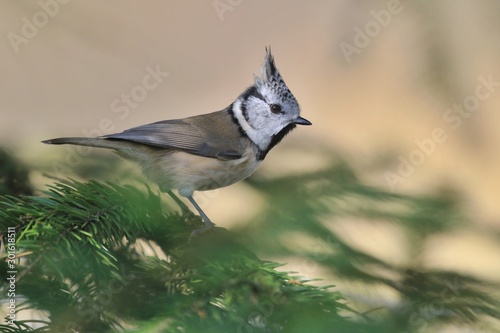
43, 47, 311, 236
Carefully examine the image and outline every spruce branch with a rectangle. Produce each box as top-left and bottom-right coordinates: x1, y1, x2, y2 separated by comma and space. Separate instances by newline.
0, 153, 498, 332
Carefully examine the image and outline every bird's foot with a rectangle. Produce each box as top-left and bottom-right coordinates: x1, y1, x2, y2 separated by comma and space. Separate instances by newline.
189, 220, 215, 238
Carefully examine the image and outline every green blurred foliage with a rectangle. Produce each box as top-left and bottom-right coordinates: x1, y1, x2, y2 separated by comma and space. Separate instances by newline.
0, 149, 32, 197
0, 150, 499, 332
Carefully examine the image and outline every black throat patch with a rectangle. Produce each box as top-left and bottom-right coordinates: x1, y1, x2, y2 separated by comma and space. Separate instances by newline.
257, 123, 297, 160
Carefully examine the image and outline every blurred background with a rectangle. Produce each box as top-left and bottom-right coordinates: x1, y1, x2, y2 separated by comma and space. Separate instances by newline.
1, 0, 500, 331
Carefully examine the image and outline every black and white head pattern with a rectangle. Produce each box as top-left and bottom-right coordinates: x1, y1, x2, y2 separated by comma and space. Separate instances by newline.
231, 48, 303, 160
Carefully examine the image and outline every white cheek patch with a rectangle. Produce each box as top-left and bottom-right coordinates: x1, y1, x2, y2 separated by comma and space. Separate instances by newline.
232, 99, 272, 150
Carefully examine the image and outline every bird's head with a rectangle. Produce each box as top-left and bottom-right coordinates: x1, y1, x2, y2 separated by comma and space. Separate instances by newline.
232, 47, 311, 158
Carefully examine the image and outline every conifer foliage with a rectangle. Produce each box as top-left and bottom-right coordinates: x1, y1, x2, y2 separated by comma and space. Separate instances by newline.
0, 149, 499, 332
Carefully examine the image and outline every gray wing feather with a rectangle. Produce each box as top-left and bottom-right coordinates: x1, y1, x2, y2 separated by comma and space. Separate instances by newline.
103, 117, 243, 160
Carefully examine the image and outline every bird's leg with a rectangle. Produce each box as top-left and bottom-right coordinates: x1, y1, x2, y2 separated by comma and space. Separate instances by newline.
165, 190, 214, 236
166, 190, 192, 216
187, 195, 215, 236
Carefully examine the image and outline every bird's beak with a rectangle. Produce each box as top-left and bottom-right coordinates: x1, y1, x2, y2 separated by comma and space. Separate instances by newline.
294, 116, 312, 126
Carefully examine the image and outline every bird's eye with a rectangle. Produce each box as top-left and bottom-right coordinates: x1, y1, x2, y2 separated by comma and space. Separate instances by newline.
270, 104, 282, 114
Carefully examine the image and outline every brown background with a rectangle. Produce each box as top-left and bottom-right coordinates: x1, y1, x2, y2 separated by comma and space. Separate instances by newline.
2, 0, 500, 290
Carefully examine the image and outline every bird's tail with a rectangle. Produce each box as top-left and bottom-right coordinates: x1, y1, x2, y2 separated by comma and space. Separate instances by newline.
42, 137, 128, 150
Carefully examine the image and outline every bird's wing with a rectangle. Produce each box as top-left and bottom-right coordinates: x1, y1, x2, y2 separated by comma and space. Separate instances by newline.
103, 113, 244, 160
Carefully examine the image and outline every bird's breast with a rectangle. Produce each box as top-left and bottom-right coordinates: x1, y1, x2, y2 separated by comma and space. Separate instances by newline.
148, 146, 261, 196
